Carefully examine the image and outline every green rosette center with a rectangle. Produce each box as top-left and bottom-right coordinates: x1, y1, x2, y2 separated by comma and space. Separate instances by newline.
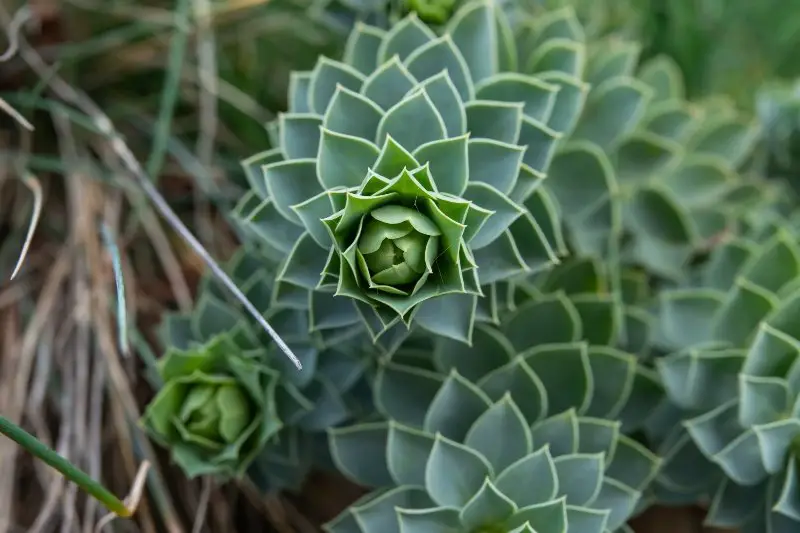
357, 205, 440, 292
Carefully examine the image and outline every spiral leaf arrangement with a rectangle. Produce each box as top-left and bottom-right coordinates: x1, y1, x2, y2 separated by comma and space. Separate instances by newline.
327, 336, 661, 533
233, 1, 588, 347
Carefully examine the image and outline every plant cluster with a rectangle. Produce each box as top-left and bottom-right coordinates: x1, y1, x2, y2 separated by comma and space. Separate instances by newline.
138, 0, 800, 531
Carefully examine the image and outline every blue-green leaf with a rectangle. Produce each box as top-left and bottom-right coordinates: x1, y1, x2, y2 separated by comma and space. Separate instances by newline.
404, 35, 474, 102
462, 182, 525, 250
280, 113, 322, 159
377, 12, 436, 64
318, 128, 380, 189
376, 90, 447, 152
413, 135, 469, 195
343, 23, 385, 75
309, 57, 365, 115
425, 434, 492, 507
465, 100, 523, 144
324, 85, 384, 141
464, 395, 532, 474
494, 447, 558, 508
467, 138, 525, 195
459, 479, 517, 531
447, 0, 497, 85
413, 72, 466, 137
329, 423, 393, 487
362, 56, 418, 110
263, 159, 323, 225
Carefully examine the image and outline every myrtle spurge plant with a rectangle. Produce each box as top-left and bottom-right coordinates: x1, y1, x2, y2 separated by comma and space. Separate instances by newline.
141, 334, 282, 479
148, 248, 371, 489
235, 0, 585, 347
504, 6, 768, 286
650, 216, 800, 531
327, 335, 661, 533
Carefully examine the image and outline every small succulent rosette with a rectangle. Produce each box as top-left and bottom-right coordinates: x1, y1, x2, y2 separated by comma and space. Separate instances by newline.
141, 334, 282, 479
326, 341, 661, 533
651, 218, 800, 531
234, 0, 590, 348
155, 247, 373, 489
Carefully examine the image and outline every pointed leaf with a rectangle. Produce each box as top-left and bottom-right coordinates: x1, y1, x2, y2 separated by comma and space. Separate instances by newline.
505, 497, 568, 532
464, 395, 532, 474
404, 35, 474, 102
324, 85, 384, 140
377, 13, 436, 64
329, 423, 393, 487
495, 446, 558, 508
425, 434, 493, 508
309, 57, 365, 115
465, 100, 523, 144
376, 90, 447, 152
343, 23, 384, 74
388, 423, 436, 487
288, 71, 311, 113
415, 293, 478, 344
362, 56, 419, 110
396, 507, 461, 532
413, 135, 469, 195
459, 479, 517, 531
318, 128, 380, 189
423, 370, 491, 441
467, 138, 525, 195
447, 0, 497, 84
503, 295, 580, 352
553, 453, 603, 506
415, 71, 466, 137
475, 73, 559, 122
264, 159, 323, 226
572, 78, 651, 150
280, 113, 322, 159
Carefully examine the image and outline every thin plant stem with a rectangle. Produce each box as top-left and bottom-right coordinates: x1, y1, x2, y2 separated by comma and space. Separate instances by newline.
0, 415, 131, 518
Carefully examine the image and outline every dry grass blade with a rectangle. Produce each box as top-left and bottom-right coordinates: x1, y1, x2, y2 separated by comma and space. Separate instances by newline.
93, 460, 151, 533
0, 98, 34, 131
0, 5, 31, 61
0, 6, 34, 131
9, 173, 43, 280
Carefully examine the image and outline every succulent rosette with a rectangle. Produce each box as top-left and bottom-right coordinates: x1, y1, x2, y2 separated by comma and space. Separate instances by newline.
326, 331, 661, 533
234, 0, 584, 347
152, 247, 372, 490
505, 6, 769, 287
141, 334, 281, 479
320, 248, 665, 532
647, 215, 800, 531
